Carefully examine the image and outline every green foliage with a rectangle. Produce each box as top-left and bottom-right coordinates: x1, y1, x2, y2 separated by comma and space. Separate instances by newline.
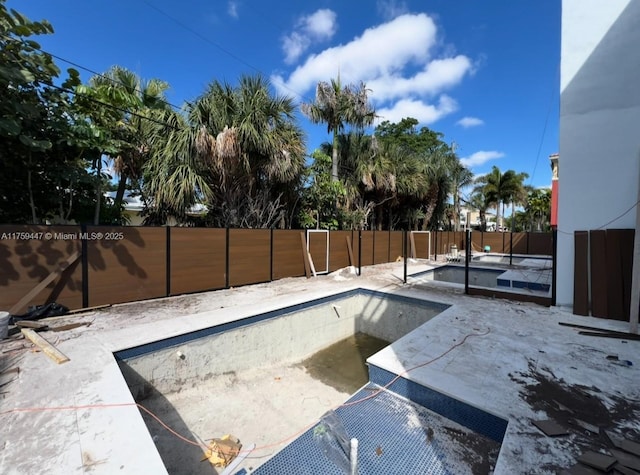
299, 151, 346, 229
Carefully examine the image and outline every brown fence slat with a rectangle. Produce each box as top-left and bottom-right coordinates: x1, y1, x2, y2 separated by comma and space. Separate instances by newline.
271, 230, 306, 279
373, 230, 390, 264
512, 233, 527, 254
389, 231, 403, 261
360, 231, 374, 266
573, 231, 590, 316
0, 225, 84, 311
482, 233, 504, 253
328, 231, 351, 272
529, 233, 553, 256
605, 230, 627, 321
228, 229, 270, 286
471, 232, 483, 253
589, 230, 608, 318
619, 229, 635, 320
88, 226, 166, 307
170, 228, 226, 295
411, 232, 430, 258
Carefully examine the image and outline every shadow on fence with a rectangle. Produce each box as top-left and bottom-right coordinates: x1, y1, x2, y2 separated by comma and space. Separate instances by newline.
0, 225, 553, 312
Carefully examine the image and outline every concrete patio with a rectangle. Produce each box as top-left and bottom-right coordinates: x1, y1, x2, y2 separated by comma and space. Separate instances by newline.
0, 261, 638, 474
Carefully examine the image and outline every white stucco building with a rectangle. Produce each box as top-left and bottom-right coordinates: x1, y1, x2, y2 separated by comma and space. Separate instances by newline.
556, 0, 640, 310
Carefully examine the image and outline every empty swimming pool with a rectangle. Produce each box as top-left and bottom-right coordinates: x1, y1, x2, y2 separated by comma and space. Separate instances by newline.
115, 289, 454, 474
413, 265, 504, 288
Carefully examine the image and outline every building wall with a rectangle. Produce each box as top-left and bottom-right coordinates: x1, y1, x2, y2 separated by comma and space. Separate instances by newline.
557, 0, 640, 308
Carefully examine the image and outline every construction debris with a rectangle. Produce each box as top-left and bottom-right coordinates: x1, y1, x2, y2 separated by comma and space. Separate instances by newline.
20, 329, 70, 364
202, 434, 242, 467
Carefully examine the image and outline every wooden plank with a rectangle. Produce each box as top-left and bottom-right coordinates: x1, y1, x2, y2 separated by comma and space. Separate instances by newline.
590, 230, 608, 318
346, 235, 355, 267
409, 232, 416, 258
532, 419, 569, 436
577, 451, 616, 472
9, 251, 80, 315
610, 449, 640, 471
606, 230, 626, 320
300, 232, 311, 278
573, 231, 590, 316
21, 328, 70, 364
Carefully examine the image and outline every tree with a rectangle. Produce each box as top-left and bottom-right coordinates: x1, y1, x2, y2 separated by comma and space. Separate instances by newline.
144, 75, 306, 227
299, 150, 345, 229
474, 166, 525, 231
466, 189, 491, 231
525, 188, 551, 231
301, 76, 375, 182
0, 1, 99, 224
450, 163, 474, 231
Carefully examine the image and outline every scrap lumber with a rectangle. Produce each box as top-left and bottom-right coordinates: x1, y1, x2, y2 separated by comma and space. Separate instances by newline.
9, 251, 80, 316
346, 236, 355, 267
611, 449, 640, 471
15, 320, 48, 330
20, 328, 70, 364
532, 419, 569, 437
578, 331, 640, 341
577, 451, 616, 472
299, 232, 311, 278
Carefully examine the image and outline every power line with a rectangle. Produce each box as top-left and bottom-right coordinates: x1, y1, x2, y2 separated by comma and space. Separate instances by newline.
47, 83, 181, 131
137, 0, 313, 104
528, 61, 560, 186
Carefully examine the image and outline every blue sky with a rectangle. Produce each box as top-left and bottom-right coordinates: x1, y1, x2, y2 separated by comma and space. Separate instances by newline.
12, 0, 560, 189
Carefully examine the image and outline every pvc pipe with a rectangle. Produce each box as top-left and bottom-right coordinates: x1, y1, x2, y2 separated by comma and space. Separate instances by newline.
350, 438, 358, 475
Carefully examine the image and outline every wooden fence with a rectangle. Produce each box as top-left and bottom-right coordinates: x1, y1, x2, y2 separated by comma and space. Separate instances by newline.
0, 225, 552, 313
574, 229, 635, 320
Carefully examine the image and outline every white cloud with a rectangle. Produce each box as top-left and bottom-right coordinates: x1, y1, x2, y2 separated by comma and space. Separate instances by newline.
272, 13, 473, 128
376, 95, 458, 125
460, 151, 504, 168
227, 1, 239, 18
377, 0, 409, 20
456, 116, 484, 128
282, 9, 337, 64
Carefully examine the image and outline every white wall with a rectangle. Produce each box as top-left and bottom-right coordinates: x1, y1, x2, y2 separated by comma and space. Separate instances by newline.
557, 0, 640, 308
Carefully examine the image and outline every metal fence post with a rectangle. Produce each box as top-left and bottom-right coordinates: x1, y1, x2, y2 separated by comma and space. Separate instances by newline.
225, 227, 230, 288
81, 223, 89, 308
166, 226, 171, 296
403, 230, 408, 284
552, 229, 558, 306
465, 230, 471, 294
358, 230, 362, 276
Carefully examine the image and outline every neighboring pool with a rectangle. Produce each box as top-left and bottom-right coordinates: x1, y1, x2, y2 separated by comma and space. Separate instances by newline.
413, 265, 504, 288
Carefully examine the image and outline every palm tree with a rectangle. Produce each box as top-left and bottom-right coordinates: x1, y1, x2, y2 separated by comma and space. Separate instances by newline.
474, 166, 524, 231
144, 75, 306, 226
466, 189, 491, 231
80, 66, 170, 223
301, 76, 375, 182
450, 163, 474, 231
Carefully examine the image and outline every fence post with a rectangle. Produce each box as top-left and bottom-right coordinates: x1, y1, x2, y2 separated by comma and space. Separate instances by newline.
270, 228, 274, 282
81, 223, 89, 308
434, 231, 438, 261
465, 230, 471, 294
166, 226, 171, 296
358, 230, 362, 276
225, 228, 230, 288
552, 229, 558, 306
403, 230, 408, 284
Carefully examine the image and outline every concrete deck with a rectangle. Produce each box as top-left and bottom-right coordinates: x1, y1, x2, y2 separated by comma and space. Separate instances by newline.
1, 261, 638, 474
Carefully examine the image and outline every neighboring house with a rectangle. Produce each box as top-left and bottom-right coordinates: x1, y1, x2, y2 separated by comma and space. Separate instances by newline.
557, 0, 640, 309
458, 207, 496, 231
105, 192, 207, 226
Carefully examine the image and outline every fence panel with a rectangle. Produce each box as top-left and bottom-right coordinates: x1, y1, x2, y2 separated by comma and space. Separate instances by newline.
328, 231, 352, 271
170, 228, 226, 295
87, 226, 166, 307
373, 231, 390, 264
273, 230, 306, 280
573, 231, 589, 316
512, 233, 528, 254
482, 233, 504, 253
389, 231, 403, 262
411, 232, 430, 258
0, 225, 83, 312
589, 230, 608, 318
360, 231, 374, 266
528, 233, 553, 255
228, 229, 270, 287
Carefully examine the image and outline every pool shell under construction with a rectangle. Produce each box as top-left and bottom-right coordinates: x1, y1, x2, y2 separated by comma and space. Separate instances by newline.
116, 289, 510, 474
2, 261, 638, 475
